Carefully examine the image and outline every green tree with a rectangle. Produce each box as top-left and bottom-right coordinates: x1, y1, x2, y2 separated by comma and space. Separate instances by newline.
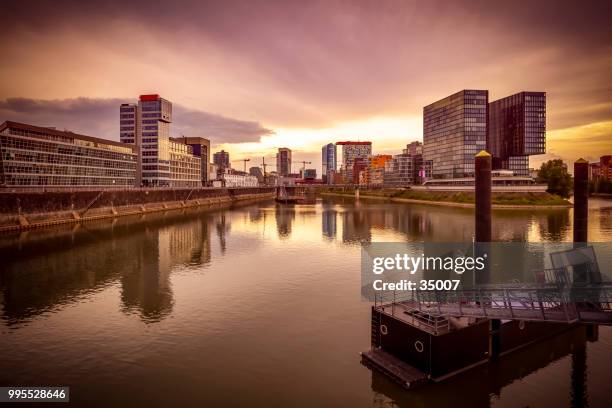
536, 159, 573, 198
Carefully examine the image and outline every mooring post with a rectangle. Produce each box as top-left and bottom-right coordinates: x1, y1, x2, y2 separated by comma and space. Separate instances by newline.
475, 150, 499, 360
475, 150, 492, 243
574, 158, 599, 342
573, 158, 588, 244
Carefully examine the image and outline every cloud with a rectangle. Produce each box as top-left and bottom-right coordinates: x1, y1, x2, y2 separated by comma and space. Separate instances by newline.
0, 97, 272, 144
172, 108, 273, 144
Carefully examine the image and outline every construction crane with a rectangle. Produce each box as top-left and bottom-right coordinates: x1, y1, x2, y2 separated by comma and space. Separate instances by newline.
233, 158, 251, 172
260, 157, 275, 177
298, 160, 312, 175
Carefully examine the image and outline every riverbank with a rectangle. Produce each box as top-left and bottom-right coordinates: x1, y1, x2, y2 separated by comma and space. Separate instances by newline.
0, 187, 275, 232
319, 188, 571, 209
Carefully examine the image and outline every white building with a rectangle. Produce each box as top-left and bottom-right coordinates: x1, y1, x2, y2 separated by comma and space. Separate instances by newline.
222, 173, 258, 187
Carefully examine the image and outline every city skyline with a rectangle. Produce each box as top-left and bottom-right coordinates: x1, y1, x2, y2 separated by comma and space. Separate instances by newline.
1, 1, 612, 171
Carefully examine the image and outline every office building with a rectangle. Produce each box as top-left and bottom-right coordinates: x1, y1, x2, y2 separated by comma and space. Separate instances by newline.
488, 92, 546, 176
301, 169, 317, 180
221, 171, 258, 187
119, 103, 137, 144
173, 136, 211, 186
423, 90, 488, 179
167, 138, 203, 187
136, 94, 173, 186
120, 94, 203, 187
276, 148, 292, 176
213, 150, 230, 173
321, 143, 337, 183
0, 121, 137, 187
336, 141, 372, 183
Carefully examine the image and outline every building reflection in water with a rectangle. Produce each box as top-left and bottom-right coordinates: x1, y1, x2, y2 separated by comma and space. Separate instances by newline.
275, 204, 295, 239
215, 213, 230, 253
318, 197, 574, 244
0, 209, 213, 325
322, 208, 337, 240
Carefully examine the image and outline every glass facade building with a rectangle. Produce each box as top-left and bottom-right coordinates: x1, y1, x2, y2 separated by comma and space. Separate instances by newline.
0, 121, 137, 187
488, 91, 546, 176
321, 143, 337, 183
423, 90, 488, 179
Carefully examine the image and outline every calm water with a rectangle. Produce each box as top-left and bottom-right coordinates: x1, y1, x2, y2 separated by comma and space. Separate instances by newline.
1, 197, 611, 407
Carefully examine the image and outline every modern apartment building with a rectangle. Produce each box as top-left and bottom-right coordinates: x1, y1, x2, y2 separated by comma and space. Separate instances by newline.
488, 92, 546, 176
423, 90, 488, 179
0, 121, 137, 187
363, 154, 392, 186
321, 143, 337, 183
384, 142, 425, 186
213, 150, 230, 173
276, 147, 292, 176
336, 141, 372, 183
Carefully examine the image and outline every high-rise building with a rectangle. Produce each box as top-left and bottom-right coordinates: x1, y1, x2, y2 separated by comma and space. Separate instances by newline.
488, 92, 546, 176
321, 143, 337, 183
423, 90, 488, 179
120, 94, 202, 187
137, 94, 173, 186
336, 141, 372, 183
119, 103, 137, 145
276, 148, 292, 176
0, 121, 137, 187
213, 150, 230, 173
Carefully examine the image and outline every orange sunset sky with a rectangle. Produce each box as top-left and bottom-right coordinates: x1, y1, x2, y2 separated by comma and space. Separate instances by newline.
1, 0, 611, 172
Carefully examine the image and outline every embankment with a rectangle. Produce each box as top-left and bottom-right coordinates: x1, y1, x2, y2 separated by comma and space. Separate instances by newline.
319, 188, 571, 209
0, 187, 275, 232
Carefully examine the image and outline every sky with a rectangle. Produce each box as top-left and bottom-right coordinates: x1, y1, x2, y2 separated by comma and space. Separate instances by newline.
1, 0, 611, 173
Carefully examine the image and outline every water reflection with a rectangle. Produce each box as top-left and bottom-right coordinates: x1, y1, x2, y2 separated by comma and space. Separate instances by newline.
0, 197, 610, 407
0, 209, 215, 324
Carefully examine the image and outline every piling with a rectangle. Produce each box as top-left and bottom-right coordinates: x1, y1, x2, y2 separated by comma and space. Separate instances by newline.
475, 151, 498, 359
573, 159, 588, 244
474, 151, 492, 243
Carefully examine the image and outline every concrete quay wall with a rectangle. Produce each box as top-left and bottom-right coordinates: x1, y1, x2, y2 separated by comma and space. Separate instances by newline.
0, 187, 275, 232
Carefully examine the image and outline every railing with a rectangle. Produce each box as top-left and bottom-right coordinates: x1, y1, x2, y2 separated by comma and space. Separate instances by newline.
373, 277, 612, 325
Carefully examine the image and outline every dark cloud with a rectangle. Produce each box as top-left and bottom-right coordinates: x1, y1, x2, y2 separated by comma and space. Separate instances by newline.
172, 108, 273, 143
2, 1, 612, 131
0, 97, 272, 144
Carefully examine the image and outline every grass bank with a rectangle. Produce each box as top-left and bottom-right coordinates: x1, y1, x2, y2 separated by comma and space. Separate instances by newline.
318, 188, 571, 208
